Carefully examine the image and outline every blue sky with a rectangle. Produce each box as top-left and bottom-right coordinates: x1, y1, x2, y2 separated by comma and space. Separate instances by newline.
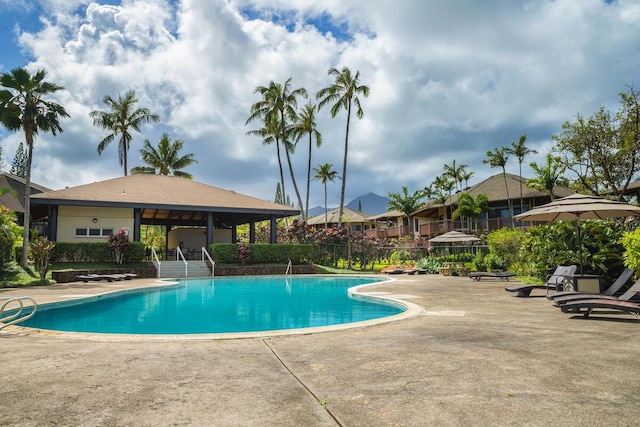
0, 0, 639, 210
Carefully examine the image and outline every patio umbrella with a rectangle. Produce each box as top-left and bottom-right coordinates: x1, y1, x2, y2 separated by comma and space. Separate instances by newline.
514, 193, 640, 274
429, 231, 480, 259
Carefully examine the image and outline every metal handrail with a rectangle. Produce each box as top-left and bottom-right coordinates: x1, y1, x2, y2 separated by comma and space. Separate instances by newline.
0, 297, 37, 330
285, 259, 292, 276
176, 247, 188, 277
151, 247, 161, 278
201, 247, 215, 276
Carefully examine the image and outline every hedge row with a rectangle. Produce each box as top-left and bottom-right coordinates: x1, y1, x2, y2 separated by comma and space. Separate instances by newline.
210, 243, 313, 264
51, 242, 145, 263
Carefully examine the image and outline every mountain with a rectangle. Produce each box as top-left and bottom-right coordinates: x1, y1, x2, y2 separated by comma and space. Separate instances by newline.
307, 193, 390, 218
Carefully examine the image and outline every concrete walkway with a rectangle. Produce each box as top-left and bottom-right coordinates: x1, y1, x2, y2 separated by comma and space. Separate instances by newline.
2, 275, 640, 426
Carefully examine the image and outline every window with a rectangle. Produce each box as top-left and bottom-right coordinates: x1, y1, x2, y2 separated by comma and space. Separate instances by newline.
75, 227, 115, 237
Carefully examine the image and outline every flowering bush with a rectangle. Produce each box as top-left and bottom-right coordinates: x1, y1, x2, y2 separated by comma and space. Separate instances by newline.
108, 228, 130, 264
237, 242, 250, 264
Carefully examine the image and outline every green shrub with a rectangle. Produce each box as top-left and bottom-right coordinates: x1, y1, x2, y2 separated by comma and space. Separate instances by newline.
621, 228, 640, 274
484, 253, 508, 271
472, 252, 487, 272
210, 243, 313, 264
518, 220, 625, 283
51, 241, 145, 263
0, 207, 21, 267
486, 228, 524, 269
416, 256, 443, 274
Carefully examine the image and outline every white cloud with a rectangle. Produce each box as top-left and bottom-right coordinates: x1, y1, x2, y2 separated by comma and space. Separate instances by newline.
1, 0, 640, 210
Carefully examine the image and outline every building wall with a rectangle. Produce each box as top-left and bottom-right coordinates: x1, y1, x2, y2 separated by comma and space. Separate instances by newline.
57, 206, 134, 242
167, 227, 232, 249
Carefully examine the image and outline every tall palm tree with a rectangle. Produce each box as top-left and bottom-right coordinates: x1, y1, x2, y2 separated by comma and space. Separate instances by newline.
312, 163, 339, 228
527, 154, 569, 201
433, 174, 455, 220
89, 90, 160, 176
247, 78, 307, 217
506, 134, 537, 212
462, 169, 475, 190
246, 114, 287, 206
0, 67, 69, 268
130, 133, 197, 179
484, 146, 514, 227
290, 102, 322, 220
317, 66, 370, 228
387, 186, 426, 235
443, 160, 467, 192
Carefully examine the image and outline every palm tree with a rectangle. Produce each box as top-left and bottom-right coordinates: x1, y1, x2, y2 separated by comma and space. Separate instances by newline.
452, 193, 490, 231
433, 174, 455, 220
130, 133, 197, 179
89, 90, 160, 176
0, 67, 69, 268
247, 78, 307, 217
443, 160, 467, 192
527, 154, 569, 201
484, 146, 514, 227
317, 66, 370, 228
312, 163, 339, 228
506, 134, 537, 212
246, 114, 287, 206
387, 186, 426, 235
290, 102, 322, 220
462, 169, 475, 190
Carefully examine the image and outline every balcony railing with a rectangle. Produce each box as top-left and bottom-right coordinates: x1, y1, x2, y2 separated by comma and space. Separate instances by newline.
365, 217, 529, 240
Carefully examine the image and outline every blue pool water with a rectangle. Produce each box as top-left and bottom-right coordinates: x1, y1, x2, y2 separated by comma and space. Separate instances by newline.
19, 276, 404, 334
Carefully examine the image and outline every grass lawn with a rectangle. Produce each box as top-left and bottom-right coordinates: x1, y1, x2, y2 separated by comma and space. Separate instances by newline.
1, 262, 151, 288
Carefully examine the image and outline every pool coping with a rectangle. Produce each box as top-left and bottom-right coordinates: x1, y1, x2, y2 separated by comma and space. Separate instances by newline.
2, 275, 424, 341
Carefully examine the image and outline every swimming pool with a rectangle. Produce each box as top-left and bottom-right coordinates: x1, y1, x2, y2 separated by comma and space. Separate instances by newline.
18, 276, 407, 335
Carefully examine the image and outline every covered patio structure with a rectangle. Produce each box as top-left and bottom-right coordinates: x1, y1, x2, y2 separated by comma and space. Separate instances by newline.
30, 174, 299, 253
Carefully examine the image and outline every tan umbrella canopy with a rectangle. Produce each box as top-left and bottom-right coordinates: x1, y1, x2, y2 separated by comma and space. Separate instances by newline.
514, 193, 640, 273
428, 231, 481, 243
429, 231, 480, 260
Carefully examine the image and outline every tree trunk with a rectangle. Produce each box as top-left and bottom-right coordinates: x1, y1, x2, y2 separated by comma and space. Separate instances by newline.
338, 101, 352, 228
281, 111, 304, 218
502, 169, 514, 228
21, 130, 34, 268
323, 183, 328, 228
305, 132, 313, 221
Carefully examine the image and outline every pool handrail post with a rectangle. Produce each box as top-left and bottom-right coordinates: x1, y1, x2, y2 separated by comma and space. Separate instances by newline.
286, 259, 292, 276
201, 247, 215, 277
151, 247, 161, 278
176, 247, 188, 277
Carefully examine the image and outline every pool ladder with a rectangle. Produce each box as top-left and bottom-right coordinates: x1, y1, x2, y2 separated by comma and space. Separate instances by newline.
0, 297, 37, 330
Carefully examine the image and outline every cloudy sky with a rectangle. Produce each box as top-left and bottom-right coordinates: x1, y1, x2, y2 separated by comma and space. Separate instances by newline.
0, 0, 639, 211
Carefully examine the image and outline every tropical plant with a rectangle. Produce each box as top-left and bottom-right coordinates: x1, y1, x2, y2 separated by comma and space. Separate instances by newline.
486, 227, 524, 270
0, 206, 21, 266
0, 67, 69, 268
247, 78, 308, 217
527, 154, 569, 200
29, 235, 54, 281
518, 220, 625, 283
312, 163, 339, 228
387, 186, 426, 235
130, 132, 197, 178
443, 160, 467, 192
237, 241, 250, 264
433, 174, 455, 219
108, 228, 130, 264
452, 193, 490, 230
621, 228, 640, 274
506, 134, 537, 212
89, 89, 160, 176
289, 102, 322, 219
484, 146, 513, 227
317, 66, 370, 227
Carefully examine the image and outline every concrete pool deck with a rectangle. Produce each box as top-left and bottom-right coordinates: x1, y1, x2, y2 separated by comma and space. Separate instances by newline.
2, 274, 640, 426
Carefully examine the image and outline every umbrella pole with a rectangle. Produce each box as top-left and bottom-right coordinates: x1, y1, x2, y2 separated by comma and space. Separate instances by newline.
577, 219, 583, 275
